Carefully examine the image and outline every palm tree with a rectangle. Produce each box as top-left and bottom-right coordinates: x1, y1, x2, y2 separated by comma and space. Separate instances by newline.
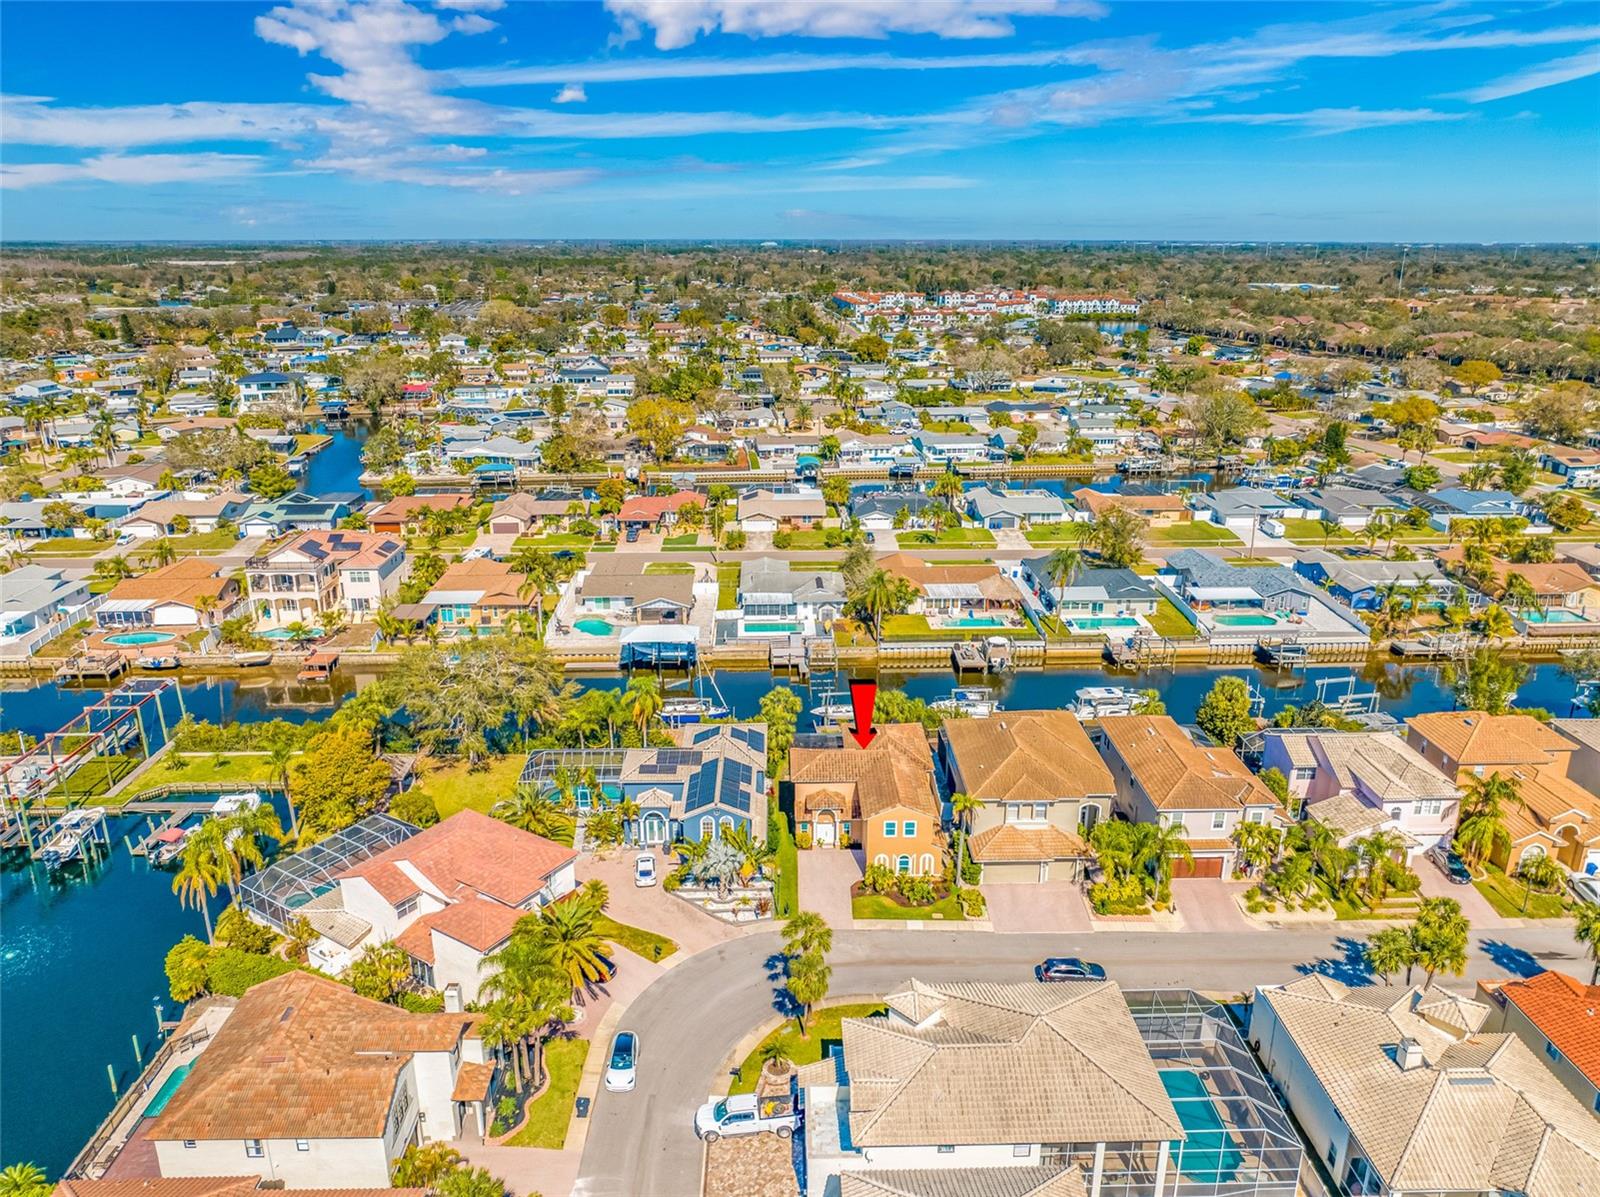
1364, 926, 1416, 985
1455, 772, 1526, 868
283, 620, 317, 647
1515, 852, 1565, 912
492, 791, 576, 845
0, 1162, 51, 1197
787, 950, 831, 1037
1501, 573, 1540, 616
531, 898, 614, 994
1133, 821, 1193, 896
171, 837, 224, 941
1042, 546, 1081, 606
950, 790, 981, 885
1574, 903, 1600, 985
143, 537, 178, 568
1355, 829, 1407, 903
848, 568, 912, 644
267, 743, 298, 837
781, 911, 833, 959
624, 676, 664, 744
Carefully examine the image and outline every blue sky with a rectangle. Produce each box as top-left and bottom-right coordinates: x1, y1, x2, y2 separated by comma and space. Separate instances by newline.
2, 1, 1597, 241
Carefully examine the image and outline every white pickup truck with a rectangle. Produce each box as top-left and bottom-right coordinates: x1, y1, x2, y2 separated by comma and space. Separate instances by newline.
694, 1093, 800, 1142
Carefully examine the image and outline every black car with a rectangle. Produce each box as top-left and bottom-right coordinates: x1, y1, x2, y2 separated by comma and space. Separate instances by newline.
1429, 844, 1473, 885
1035, 957, 1108, 982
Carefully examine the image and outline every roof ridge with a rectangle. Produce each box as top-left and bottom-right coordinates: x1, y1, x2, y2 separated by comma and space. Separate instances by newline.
1039, 1007, 1180, 1134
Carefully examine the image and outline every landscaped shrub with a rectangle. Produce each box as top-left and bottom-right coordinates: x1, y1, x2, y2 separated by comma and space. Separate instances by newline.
956, 888, 986, 918
1089, 875, 1149, 915
389, 788, 441, 828
205, 947, 297, 996
399, 991, 445, 1013
214, 906, 279, 955
896, 874, 936, 905
795, 829, 813, 850
862, 862, 895, 894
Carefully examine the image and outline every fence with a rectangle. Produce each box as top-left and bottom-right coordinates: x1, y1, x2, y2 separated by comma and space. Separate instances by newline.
64, 1025, 213, 1179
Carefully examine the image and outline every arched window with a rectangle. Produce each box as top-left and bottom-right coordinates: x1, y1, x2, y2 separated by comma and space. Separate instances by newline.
1520, 844, 1546, 864
897, 855, 911, 875
1079, 804, 1101, 833
700, 816, 715, 842
920, 854, 935, 876
719, 816, 734, 838
874, 854, 889, 868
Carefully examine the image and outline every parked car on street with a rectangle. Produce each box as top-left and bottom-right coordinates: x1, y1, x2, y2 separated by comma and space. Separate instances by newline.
1428, 844, 1473, 885
1567, 873, 1600, 906
1035, 957, 1107, 982
694, 1093, 799, 1141
604, 1030, 638, 1092
634, 852, 657, 887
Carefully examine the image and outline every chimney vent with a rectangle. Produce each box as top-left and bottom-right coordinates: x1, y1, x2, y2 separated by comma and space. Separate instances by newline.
1398, 1037, 1424, 1071
443, 982, 464, 1013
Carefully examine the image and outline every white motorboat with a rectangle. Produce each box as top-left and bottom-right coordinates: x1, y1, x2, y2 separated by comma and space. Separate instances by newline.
211, 792, 262, 819
38, 807, 107, 867
661, 697, 732, 726
1069, 686, 1142, 720
809, 690, 856, 726
931, 687, 1001, 719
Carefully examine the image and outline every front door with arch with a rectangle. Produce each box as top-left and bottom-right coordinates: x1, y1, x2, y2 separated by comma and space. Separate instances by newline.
815, 812, 837, 847
640, 812, 668, 846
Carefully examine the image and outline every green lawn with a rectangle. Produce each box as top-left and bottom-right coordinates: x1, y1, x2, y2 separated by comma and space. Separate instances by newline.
772, 813, 799, 917
595, 914, 678, 962
896, 527, 997, 547
1146, 597, 1197, 638
1279, 518, 1357, 545
164, 529, 241, 553
727, 1003, 887, 1095
416, 754, 526, 818
1024, 524, 1089, 545
1431, 450, 1482, 463
132, 752, 291, 795
663, 533, 702, 546
878, 614, 1031, 642
643, 562, 695, 575
511, 533, 594, 549
851, 892, 966, 921
1473, 864, 1573, 919
44, 755, 141, 804
717, 563, 741, 609
505, 1037, 589, 1148
775, 530, 833, 548
1148, 523, 1240, 545
15, 537, 102, 555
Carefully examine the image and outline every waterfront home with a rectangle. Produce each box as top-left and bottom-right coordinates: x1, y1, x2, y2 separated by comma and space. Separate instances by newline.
575, 558, 694, 623
56, 1179, 417, 1197
1097, 716, 1285, 877
940, 711, 1114, 882
1291, 548, 1452, 611
147, 971, 501, 1183
486, 490, 584, 536
796, 979, 1191, 1197
1160, 549, 1321, 633
442, 432, 543, 472
964, 485, 1068, 529
246, 530, 408, 629
1018, 559, 1160, 630
612, 489, 700, 535
1190, 489, 1317, 537
736, 557, 845, 637
737, 486, 826, 532
234, 371, 298, 412
0, 565, 91, 655
118, 494, 249, 540
1071, 487, 1189, 526
366, 493, 475, 536
1251, 976, 1600, 1197
1436, 550, 1600, 616
1415, 487, 1542, 533
878, 552, 1028, 629
1305, 485, 1410, 530
789, 723, 942, 873
420, 559, 531, 631
849, 489, 937, 531
1407, 712, 1600, 875
1540, 447, 1600, 488
276, 809, 574, 985
1552, 718, 1600, 811
97, 560, 243, 631
1476, 971, 1600, 1113
753, 433, 822, 465
835, 431, 915, 467
236, 493, 351, 538
912, 431, 992, 465
1260, 729, 1461, 860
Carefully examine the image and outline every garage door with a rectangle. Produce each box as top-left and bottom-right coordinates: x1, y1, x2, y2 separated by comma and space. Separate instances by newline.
1172, 855, 1225, 879
982, 862, 1042, 884
489, 520, 521, 535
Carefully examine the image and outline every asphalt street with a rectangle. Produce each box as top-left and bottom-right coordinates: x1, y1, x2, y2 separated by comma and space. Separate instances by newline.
571, 923, 1589, 1197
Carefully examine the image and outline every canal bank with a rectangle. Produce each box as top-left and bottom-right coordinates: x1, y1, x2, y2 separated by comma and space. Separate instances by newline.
3, 657, 1584, 1176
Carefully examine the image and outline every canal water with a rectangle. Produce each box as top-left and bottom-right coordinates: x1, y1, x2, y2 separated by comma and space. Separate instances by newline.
300, 419, 372, 502
2, 660, 1582, 1174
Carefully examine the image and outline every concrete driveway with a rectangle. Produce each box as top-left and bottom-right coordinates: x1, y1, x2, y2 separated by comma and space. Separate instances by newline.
1171, 878, 1258, 933
1416, 853, 1510, 928
983, 880, 1093, 934
797, 846, 862, 925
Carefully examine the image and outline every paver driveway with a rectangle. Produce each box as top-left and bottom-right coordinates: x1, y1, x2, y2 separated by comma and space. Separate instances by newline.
983, 880, 1093, 934
1416, 852, 1510, 928
798, 846, 863, 925
1171, 878, 1257, 933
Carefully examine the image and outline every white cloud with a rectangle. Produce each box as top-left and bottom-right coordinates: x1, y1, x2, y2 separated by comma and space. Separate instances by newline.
604, 0, 1105, 51
432, 0, 504, 10
1451, 47, 1600, 102
0, 151, 263, 189
552, 83, 588, 104
305, 150, 595, 193
1188, 107, 1469, 135
1, 96, 320, 149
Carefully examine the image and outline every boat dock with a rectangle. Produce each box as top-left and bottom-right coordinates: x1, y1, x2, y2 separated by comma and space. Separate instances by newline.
951, 641, 986, 671
55, 651, 129, 682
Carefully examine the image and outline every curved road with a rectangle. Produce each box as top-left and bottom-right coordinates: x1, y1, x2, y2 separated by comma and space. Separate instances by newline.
572, 923, 1588, 1197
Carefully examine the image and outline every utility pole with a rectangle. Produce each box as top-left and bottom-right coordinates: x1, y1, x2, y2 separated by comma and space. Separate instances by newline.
1396, 246, 1408, 299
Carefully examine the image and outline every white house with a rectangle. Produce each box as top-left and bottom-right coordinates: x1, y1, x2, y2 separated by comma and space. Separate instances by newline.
235, 372, 299, 413
0, 565, 91, 657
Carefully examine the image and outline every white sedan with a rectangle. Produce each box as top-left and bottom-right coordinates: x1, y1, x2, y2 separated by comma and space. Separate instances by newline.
604, 1031, 637, 1093
633, 852, 658, 887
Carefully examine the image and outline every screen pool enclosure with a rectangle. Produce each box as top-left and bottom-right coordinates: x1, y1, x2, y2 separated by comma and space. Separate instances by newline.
240, 813, 416, 931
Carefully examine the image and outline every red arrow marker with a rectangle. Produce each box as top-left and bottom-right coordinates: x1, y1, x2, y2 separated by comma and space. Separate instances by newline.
849, 678, 878, 749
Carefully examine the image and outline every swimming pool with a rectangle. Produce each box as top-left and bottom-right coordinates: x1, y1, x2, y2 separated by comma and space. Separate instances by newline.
1160, 1068, 1245, 1184
574, 618, 616, 636
946, 616, 1008, 628
745, 622, 800, 633
143, 1062, 193, 1118
259, 628, 304, 641
103, 631, 176, 647
1212, 613, 1280, 628
1069, 616, 1142, 631
1522, 609, 1589, 624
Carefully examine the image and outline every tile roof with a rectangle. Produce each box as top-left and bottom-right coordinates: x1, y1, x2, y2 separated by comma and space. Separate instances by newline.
423, 559, 530, 609
834, 979, 1182, 1148
1099, 716, 1281, 812
1276, 730, 1459, 803
838, 1167, 1085, 1197
1259, 977, 1600, 1195
393, 896, 523, 964
106, 558, 236, 607
259, 529, 403, 571
1496, 971, 1600, 1087
1407, 712, 1575, 768
789, 724, 939, 819
451, 1060, 496, 1103
54, 1184, 418, 1197
968, 823, 1089, 863
148, 972, 469, 1142
1492, 764, 1600, 848
340, 809, 576, 907
367, 493, 473, 522
616, 489, 699, 521
942, 711, 1112, 802
876, 553, 1021, 604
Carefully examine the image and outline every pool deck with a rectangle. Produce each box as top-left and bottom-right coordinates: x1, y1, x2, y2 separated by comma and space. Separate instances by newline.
545, 565, 720, 659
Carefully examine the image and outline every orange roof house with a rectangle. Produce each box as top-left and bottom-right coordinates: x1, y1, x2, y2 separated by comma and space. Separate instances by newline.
1478, 970, 1600, 1110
